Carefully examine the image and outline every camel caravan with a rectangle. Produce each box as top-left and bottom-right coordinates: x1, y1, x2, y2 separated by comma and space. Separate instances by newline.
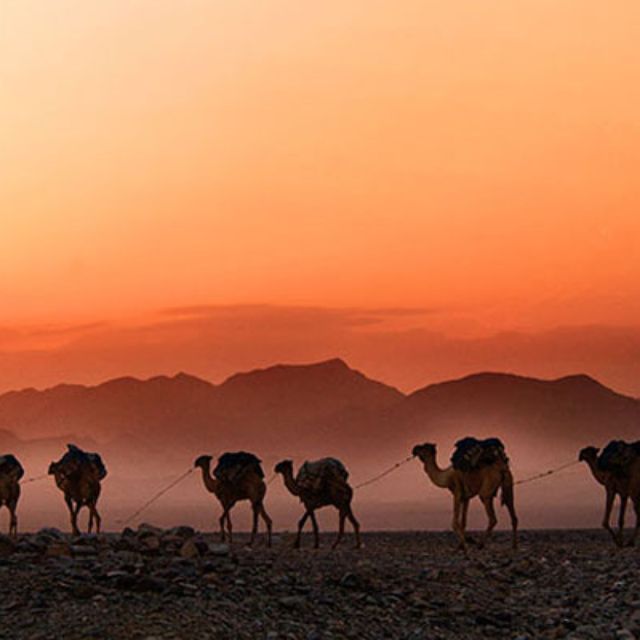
0, 437, 639, 551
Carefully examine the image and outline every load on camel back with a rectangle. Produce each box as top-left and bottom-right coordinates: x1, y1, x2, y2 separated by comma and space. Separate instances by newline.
597, 440, 640, 475
451, 437, 509, 472
0, 455, 24, 482
58, 444, 107, 480
296, 458, 349, 493
213, 451, 265, 484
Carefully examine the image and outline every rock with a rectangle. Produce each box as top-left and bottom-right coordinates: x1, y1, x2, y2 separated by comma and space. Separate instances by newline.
71, 544, 98, 557
179, 539, 200, 559
139, 534, 161, 552
208, 543, 230, 557
166, 526, 195, 539
137, 523, 163, 536
279, 596, 306, 609
37, 527, 64, 539
46, 542, 72, 557
0, 534, 15, 557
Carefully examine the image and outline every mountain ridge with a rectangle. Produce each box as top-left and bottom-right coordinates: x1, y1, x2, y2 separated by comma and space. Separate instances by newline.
0, 361, 637, 462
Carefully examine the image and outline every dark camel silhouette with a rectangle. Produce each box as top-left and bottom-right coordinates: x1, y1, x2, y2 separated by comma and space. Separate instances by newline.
274, 458, 361, 550
49, 444, 107, 535
579, 444, 640, 547
413, 441, 518, 551
0, 455, 24, 537
194, 452, 272, 547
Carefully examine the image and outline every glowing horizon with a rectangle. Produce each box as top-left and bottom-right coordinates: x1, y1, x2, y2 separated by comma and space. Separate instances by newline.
2, 2, 639, 394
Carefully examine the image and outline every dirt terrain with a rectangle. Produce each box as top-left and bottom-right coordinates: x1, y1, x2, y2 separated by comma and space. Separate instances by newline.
0, 528, 637, 639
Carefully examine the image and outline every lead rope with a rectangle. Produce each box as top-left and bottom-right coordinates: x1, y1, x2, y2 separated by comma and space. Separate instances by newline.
514, 459, 580, 486
116, 467, 194, 527
21, 473, 49, 484
354, 455, 415, 489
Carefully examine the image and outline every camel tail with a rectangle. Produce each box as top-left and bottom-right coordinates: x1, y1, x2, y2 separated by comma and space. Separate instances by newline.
500, 468, 514, 507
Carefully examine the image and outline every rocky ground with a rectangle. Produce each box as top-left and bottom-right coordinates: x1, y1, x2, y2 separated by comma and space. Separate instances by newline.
0, 527, 637, 639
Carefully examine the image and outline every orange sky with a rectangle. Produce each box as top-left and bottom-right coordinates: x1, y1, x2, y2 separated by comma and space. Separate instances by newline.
1, 1, 640, 390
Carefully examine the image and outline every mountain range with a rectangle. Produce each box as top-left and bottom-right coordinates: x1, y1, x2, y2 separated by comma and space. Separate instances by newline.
0, 358, 638, 473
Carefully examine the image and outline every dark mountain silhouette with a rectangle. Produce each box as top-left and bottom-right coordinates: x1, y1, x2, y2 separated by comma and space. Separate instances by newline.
0, 362, 637, 468
0, 359, 403, 457
399, 372, 640, 446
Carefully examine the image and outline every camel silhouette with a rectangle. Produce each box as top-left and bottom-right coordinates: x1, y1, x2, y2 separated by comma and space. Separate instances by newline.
49, 444, 107, 535
275, 457, 361, 550
413, 440, 518, 551
194, 452, 272, 547
579, 443, 640, 547
0, 455, 24, 537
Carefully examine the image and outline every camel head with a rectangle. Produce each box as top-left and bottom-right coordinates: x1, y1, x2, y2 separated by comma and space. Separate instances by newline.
48, 460, 63, 476
274, 460, 293, 476
412, 443, 436, 461
578, 446, 599, 463
194, 455, 213, 470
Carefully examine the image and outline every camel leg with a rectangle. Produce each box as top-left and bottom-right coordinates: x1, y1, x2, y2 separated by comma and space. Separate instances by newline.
249, 503, 259, 547
617, 495, 628, 547
452, 497, 467, 552
602, 489, 618, 546
295, 512, 310, 549
259, 504, 273, 548
226, 510, 233, 545
504, 494, 519, 550
480, 496, 498, 548
66, 496, 81, 536
88, 506, 94, 533
501, 469, 519, 549
346, 508, 362, 549
89, 504, 101, 534
219, 511, 228, 543
332, 509, 346, 550
628, 499, 640, 547
460, 499, 470, 544
8, 502, 17, 538
310, 511, 320, 549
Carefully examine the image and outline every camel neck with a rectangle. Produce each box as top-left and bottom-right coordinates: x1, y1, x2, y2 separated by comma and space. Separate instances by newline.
281, 469, 300, 496
423, 455, 452, 489
198, 464, 219, 493
584, 458, 607, 486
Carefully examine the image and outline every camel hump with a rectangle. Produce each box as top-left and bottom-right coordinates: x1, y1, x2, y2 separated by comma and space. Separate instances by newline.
297, 457, 349, 490
214, 451, 264, 481
451, 437, 508, 472
598, 440, 639, 474
60, 445, 107, 479
0, 454, 24, 480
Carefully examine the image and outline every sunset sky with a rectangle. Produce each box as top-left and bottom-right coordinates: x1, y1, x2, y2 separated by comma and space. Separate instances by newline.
2, 1, 640, 394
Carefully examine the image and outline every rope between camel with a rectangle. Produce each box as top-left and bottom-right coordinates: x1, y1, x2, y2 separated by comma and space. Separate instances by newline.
116, 467, 195, 526
353, 455, 416, 490
21, 473, 49, 485
514, 460, 580, 486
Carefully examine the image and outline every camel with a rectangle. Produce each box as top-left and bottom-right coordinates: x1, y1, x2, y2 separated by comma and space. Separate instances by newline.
274, 458, 361, 550
194, 452, 272, 547
0, 455, 24, 537
49, 444, 107, 535
579, 445, 640, 547
412, 441, 518, 551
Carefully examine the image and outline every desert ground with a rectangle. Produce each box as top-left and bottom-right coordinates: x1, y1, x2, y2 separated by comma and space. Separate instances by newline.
0, 528, 638, 640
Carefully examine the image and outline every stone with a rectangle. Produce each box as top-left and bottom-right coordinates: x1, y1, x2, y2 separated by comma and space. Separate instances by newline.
46, 542, 72, 557
179, 539, 200, 559
0, 534, 15, 557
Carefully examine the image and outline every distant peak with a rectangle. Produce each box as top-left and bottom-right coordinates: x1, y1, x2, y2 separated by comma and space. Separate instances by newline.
311, 358, 350, 370
171, 372, 214, 387
552, 373, 609, 390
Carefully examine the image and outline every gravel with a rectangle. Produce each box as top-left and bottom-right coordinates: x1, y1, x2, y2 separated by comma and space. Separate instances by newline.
0, 528, 637, 639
